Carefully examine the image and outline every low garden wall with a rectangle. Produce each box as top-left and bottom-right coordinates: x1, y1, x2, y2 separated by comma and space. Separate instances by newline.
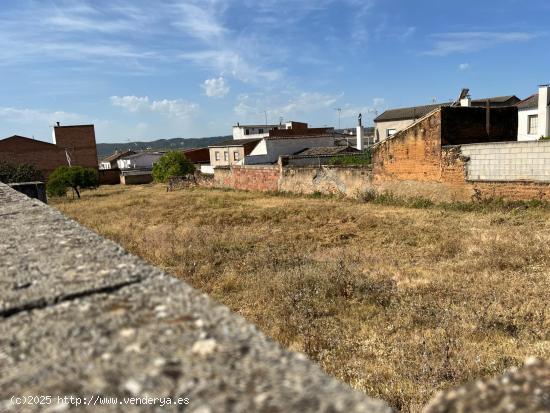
98, 168, 120, 185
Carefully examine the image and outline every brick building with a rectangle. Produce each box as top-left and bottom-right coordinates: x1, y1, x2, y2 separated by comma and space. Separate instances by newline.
0, 124, 98, 179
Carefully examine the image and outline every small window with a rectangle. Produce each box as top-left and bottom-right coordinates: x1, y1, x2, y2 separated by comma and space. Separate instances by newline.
528, 115, 538, 135
224, 151, 228, 161
245, 129, 250, 135
233, 151, 240, 161
258, 128, 264, 134
387, 128, 396, 137
215, 151, 220, 161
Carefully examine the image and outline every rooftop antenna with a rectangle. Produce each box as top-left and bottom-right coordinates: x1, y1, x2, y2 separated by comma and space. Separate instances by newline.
334, 108, 341, 129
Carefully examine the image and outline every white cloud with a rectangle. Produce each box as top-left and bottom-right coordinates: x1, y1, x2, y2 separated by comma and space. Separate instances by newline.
458, 63, 470, 71
424, 31, 539, 56
373, 97, 385, 106
110, 96, 198, 118
234, 91, 342, 118
202, 77, 230, 97
180, 50, 282, 83
110, 96, 150, 112
173, 3, 227, 41
150, 99, 198, 118
0, 107, 86, 125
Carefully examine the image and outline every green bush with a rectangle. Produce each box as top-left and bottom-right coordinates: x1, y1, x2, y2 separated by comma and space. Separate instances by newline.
46, 166, 98, 198
0, 161, 44, 183
328, 150, 371, 166
152, 151, 195, 183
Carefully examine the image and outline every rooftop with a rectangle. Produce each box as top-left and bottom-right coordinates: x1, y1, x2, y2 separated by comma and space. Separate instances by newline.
516, 94, 539, 110
209, 138, 262, 147
233, 124, 279, 129
374, 95, 520, 122
294, 146, 359, 156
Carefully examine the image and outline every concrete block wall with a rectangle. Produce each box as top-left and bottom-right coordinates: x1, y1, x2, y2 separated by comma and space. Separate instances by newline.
460, 141, 550, 182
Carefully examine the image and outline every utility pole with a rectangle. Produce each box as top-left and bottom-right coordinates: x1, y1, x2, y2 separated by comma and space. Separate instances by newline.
334, 108, 341, 130
264, 111, 268, 126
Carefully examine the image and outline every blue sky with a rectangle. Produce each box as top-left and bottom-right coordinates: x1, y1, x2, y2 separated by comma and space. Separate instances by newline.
0, 0, 549, 143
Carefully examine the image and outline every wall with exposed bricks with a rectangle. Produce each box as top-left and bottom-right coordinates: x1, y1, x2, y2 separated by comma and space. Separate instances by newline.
231, 165, 280, 192
206, 107, 550, 202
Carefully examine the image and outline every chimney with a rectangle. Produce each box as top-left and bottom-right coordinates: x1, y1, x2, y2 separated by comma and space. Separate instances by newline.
356, 113, 364, 151
538, 85, 550, 138
56, 121, 60, 126
460, 95, 471, 107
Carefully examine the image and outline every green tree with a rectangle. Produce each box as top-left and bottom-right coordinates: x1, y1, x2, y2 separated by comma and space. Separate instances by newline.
0, 161, 44, 183
152, 151, 195, 183
46, 166, 98, 198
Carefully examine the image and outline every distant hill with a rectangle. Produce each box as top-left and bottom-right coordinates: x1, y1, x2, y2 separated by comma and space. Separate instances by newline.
96, 136, 230, 159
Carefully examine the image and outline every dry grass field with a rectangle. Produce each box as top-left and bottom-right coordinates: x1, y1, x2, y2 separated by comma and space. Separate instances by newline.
52, 185, 550, 412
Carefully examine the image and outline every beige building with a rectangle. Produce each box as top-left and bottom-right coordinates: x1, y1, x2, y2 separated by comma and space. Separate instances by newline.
208, 138, 261, 167
374, 95, 520, 143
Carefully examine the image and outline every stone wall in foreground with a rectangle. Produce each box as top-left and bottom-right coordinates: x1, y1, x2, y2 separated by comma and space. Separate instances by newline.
1, 183, 548, 412
0, 182, 389, 413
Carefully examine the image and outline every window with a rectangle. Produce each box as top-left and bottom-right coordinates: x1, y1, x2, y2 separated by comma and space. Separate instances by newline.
215, 151, 220, 161
387, 128, 396, 138
233, 151, 240, 161
224, 151, 228, 161
528, 115, 538, 135
245, 129, 250, 135
258, 128, 264, 134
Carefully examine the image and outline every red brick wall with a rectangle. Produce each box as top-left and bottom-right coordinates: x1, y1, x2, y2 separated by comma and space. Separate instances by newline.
53, 125, 98, 171
373, 110, 443, 183
0, 137, 67, 179
0, 125, 98, 180
211, 165, 280, 192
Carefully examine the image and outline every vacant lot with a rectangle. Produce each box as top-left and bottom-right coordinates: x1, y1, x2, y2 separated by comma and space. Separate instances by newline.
52, 185, 550, 411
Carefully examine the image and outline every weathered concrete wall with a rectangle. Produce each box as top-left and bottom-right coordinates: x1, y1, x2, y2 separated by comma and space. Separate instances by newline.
0, 183, 390, 413
280, 166, 373, 197
460, 140, 550, 182
212, 166, 234, 188
120, 172, 153, 185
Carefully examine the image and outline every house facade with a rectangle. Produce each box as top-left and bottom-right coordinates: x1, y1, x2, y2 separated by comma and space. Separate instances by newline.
117, 152, 164, 170
99, 150, 136, 170
232, 124, 279, 140
208, 138, 261, 168
244, 134, 335, 164
517, 85, 550, 141
374, 95, 520, 143
232, 120, 309, 140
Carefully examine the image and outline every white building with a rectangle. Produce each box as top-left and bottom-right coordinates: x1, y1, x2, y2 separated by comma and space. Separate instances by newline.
517, 85, 550, 141
232, 124, 279, 140
244, 134, 335, 164
232, 121, 309, 140
117, 152, 164, 170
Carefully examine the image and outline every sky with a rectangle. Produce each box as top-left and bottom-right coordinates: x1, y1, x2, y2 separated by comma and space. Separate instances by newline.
0, 0, 549, 143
